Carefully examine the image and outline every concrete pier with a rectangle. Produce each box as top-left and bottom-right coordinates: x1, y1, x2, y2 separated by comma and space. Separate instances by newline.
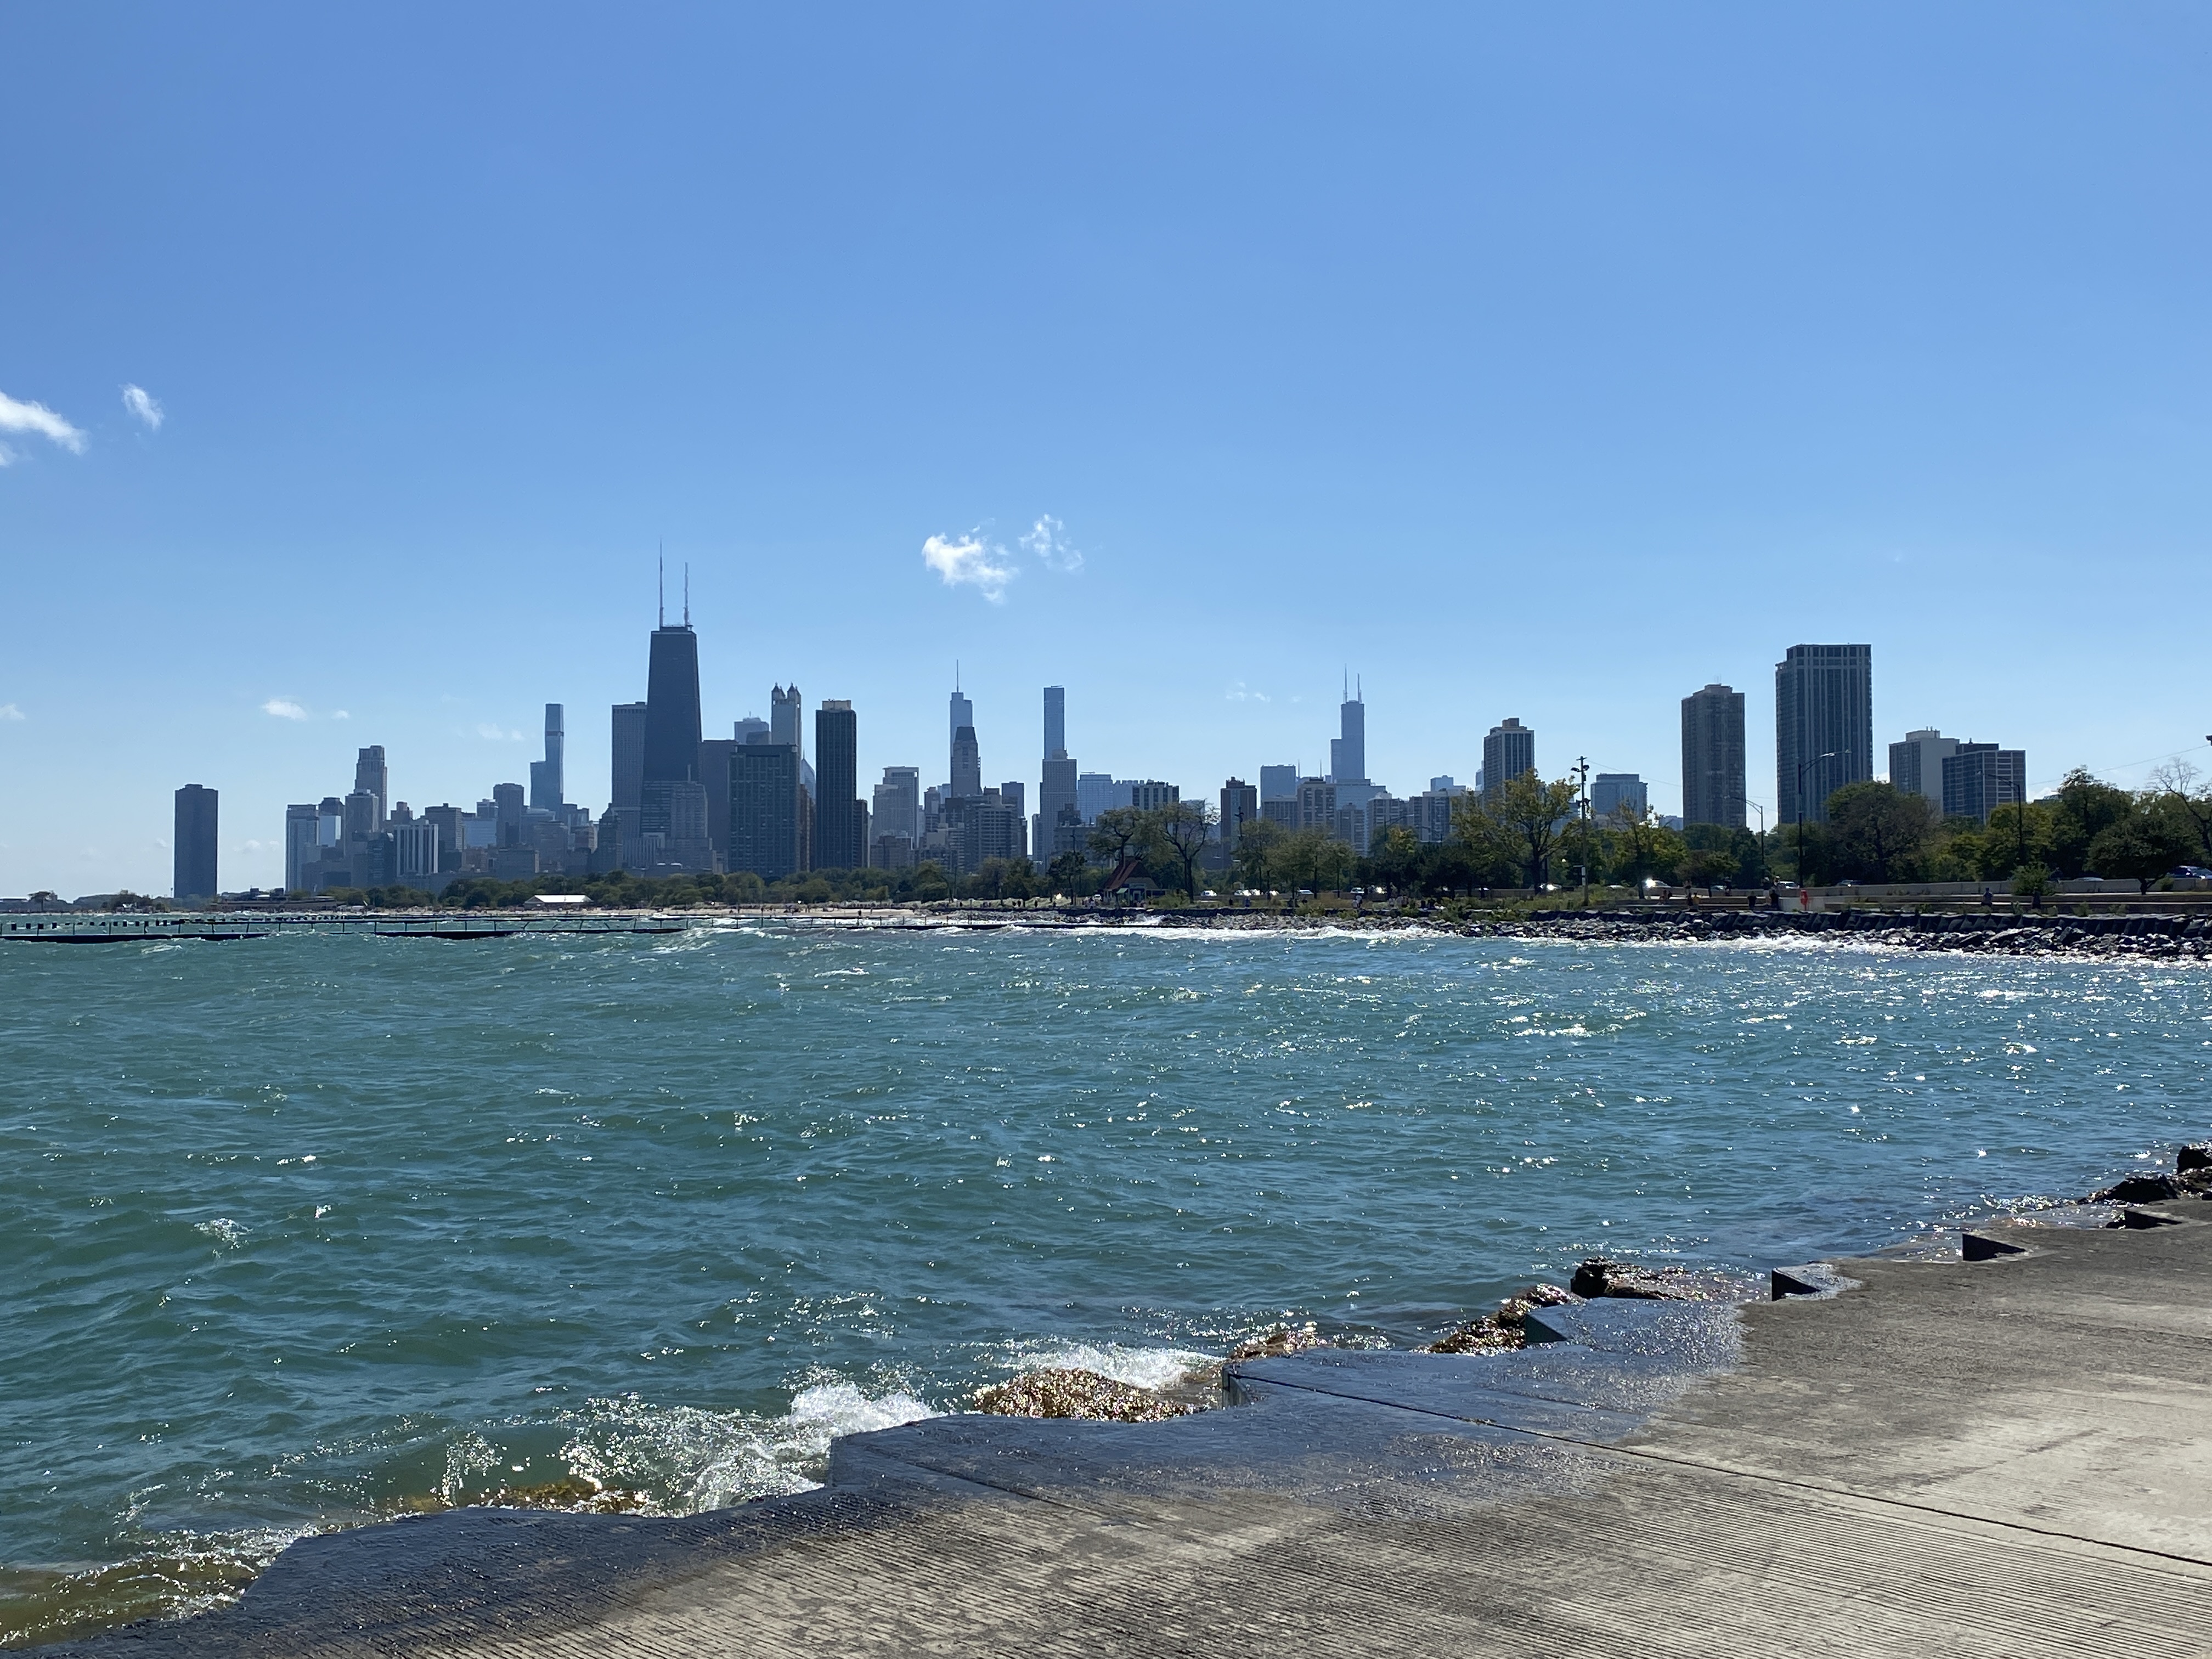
58, 1201, 2212, 1656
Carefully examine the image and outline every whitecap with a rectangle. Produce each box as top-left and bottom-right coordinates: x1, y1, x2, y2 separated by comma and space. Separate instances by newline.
194, 1218, 247, 1249
995, 1340, 1217, 1392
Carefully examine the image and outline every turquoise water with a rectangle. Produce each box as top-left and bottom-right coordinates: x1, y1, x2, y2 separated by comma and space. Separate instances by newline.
6, 923, 2210, 1644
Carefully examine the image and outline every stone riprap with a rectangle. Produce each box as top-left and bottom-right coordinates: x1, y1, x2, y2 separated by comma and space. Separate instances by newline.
1494, 906, 2212, 957
51, 1194, 2212, 1657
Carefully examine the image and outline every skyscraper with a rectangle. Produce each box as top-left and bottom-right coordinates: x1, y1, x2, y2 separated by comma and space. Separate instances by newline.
873, 766, 921, 843
950, 686, 973, 751
1942, 744, 2028, 825
611, 702, 647, 812
730, 743, 802, 881
643, 622, 702, 789
529, 704, 565, 811
1043, 686, 1065, 760
1482, 719, 1535, 800
814, 700, 863, 870
1220, 779, 1258, 848
174, 785, 218, 902
771, 684, 803, 752
1592, 774, 1648, 822
1037, 686, 1076, 862
1259, 765, 1298, 805
284, 803, 319, 893
1888, 729, 1959, 802
353, 747, 388, 828
1680, 684, 1747, 829
951, 724, 982, 799
1329, 679, 1367, 785
1776, 644, 1873, 826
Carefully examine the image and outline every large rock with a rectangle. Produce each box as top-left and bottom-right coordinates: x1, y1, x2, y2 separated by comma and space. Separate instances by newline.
1426, 1284, 1580, 1353
1570, 1258, 1701, 1301
971, 1368, 1195, 1423
2178, 1144, 2212, 1174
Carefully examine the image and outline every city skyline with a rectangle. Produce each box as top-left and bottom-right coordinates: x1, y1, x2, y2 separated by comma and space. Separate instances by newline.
5, 8, 2210, 893
4, 596, 2203, 895
122, 610, 2091, 900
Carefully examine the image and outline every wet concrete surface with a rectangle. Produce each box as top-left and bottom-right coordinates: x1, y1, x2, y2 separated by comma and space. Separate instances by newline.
50, 1200, 2212, 1656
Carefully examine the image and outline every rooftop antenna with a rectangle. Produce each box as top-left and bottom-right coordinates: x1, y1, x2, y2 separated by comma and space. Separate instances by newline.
658, 544, 665, 628
684, 562, 690, 627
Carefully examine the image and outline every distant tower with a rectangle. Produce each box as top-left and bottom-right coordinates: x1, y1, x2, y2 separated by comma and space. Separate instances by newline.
1329, 675, 1367, 785
641, 590, 703, 849
1888, 729, 1957, 802
530, 703, 566, 811
950, 682, 973, 751
1481, 719, 1535, 801
610, 702, 647, 812
642, 625, 702, 788
814, 699, 862, 870
1775, 645, 1873, 826
1680, 684, 1746, 829
951, 725, 983, 799
173, 785, 218, 902
353, 746, 388, 828
1038, 685, 1076, 857
771, 685, 804, 753
284, 803, 319, 893
1043, 686, 1066, 760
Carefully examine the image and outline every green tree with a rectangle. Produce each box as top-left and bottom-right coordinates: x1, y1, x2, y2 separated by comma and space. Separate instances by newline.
2049, 769, 2132, 879
1087, 807, 1145, 873
1231, 817, 1284, 895
1486, 772, 1584, 889
1608, 804, 1689, 888
1045, 850, 1091, 893
1145, 801, 1215, 899
1274, 826, 1350, 907
2088, 806, 2191, 893
2149, 762, 2212, 869
1825, 781, 1936, 884
1964, 801, 2055, 882
1364, 825, 1425, 897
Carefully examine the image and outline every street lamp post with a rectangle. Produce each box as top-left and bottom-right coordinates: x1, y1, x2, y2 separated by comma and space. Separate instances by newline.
1575, 756, 1591, 906
1796, 751, 1837, 893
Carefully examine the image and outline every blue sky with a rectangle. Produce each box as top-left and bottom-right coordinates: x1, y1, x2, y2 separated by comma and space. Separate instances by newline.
3, 4, 2208, 893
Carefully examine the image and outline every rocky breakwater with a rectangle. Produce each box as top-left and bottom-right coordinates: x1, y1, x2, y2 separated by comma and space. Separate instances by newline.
1498, 907, 2212, 960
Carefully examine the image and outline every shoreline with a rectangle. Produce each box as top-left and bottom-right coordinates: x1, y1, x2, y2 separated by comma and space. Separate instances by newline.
44, 1154, 2212, 1655
9, 901, 2212, 960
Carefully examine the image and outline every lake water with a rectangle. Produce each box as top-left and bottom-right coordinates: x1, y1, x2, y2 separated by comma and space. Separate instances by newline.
6, 922, 2209, 1644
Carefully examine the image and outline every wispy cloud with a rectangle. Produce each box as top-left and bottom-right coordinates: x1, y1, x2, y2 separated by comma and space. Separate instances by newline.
0, 703, 24, 721
332, 709, 351, 720
924, 514, 1083, 602
477, 723, 524, 741
0, 388, 88, 466
1225, 682, 1270, 704
121, 384, 164, 430
1019, 515, 1083, 572
262, 698, 309, 720
923, 531, 1019, 602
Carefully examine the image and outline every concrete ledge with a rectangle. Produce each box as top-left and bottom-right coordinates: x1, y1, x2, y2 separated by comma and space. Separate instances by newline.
49, 1208, 2212, 1657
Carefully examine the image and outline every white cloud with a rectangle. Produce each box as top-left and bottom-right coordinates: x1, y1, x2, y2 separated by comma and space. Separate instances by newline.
0, 388, 87, 462
923, 531, 1018, 602
262, 698, 309, 720
0, 703, 24, 721
332, 709, 351, 720
121, 384, 164, 430
477, 723, 524, 741
1020, 515, 1084, 572
1225, 682, 1270, 703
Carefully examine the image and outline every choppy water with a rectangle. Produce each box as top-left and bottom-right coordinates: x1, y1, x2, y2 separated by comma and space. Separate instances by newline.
6, 922, 2210, 1645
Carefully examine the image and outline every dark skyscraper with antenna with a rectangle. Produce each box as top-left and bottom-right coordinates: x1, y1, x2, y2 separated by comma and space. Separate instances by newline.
642, 567, 702, 788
